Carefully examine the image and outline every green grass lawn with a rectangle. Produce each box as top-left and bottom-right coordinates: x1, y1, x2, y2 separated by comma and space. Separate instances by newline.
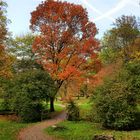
0, 100, 64, 140
46, 121, 140, 140
45, 98, 140, 140
75, 98, 92, 120
54, 103, 65, 112
0, 99, 3, 110
76, 98, 92, 110
0, 120, 29, 140
43, 101, 65, 112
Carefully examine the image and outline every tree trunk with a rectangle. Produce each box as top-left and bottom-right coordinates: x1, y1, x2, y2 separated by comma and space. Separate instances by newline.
50, 97, 55, 112
49, 80, 64, 112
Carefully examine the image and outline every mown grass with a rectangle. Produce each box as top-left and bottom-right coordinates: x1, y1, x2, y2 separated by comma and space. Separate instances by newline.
0, 120, 29, 140
46, 121, 140, 140
54, 103, 65, 112
76, 98, 92, 110
75, 98, 92, 120
0, 99, 30, 140
43, 101, 65, 112
45, 98, 140, 140
0, 99, 64, 140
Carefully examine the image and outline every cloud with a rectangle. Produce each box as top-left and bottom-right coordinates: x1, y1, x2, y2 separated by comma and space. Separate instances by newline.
128, 0, 140, 7
91, 0, 129, 22
80, 0, 139, 22
33, 0, 139, 22
32, 0, 45, 1
79, 0, 114, 21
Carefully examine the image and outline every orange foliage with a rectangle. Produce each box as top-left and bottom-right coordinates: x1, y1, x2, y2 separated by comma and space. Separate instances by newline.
0, 1, 13, 78
92, 61, 122, 88
30, 0, 101, 91
0, 45, 13, 78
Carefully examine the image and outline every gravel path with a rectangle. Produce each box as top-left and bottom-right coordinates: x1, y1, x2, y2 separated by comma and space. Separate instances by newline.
18, 111, 66, 140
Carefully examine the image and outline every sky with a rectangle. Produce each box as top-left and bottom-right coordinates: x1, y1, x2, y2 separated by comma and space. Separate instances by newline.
5, 0, 140, 38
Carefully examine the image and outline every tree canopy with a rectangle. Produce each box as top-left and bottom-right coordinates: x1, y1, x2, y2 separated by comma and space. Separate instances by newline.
30, 0, 100, 89
0, 1, 13, 78
30, 0, 100, 111
9, 33, 41, 72
101, 15, 140, 63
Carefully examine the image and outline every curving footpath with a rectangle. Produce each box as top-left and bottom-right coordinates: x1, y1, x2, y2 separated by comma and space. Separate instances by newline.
18, 111, 66, 140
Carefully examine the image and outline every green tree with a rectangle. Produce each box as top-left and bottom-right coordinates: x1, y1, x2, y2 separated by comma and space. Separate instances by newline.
66, 99, 80, 121
9, 33, 40, 72
92, 61, 140, 130
101, 15, 140, 63
6, 69, 56, 122
114, 15, 139, 46
128, 37, 140, 61
0, 1, 7, 44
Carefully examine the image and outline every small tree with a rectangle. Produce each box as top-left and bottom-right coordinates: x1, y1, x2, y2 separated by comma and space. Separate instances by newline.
66, 99, 80, 121
101, 15, 140, 63
7, 69, 55, 122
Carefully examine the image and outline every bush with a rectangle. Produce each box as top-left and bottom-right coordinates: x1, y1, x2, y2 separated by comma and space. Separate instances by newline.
20, 99, 42, 122
66, 100, 80, 121
92, 61, 140, 130
0, 77, 12, 111
6, 69, 55, 122
10, 91, 42, 122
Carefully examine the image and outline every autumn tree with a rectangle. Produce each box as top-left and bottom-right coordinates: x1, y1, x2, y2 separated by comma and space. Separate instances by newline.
0, 1, 13, 78
30, 0, 100, 111
113, 15, 139, 46
101, 15, 140, 63
129, 37, 140, 61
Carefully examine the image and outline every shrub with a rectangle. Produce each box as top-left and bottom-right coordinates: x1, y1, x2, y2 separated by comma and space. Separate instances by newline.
19, 99, 42, 122
66, 100, 80, 121
92, 61, 140, 130
11, 93, 42, 122
6, 69, 55, 122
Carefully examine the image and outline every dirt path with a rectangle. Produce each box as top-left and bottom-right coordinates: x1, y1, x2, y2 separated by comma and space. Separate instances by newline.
18, 111, 66, 140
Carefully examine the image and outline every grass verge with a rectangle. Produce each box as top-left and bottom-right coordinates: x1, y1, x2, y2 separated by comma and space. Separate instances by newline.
45, 121, 140, 140
0, 120, 29, 140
